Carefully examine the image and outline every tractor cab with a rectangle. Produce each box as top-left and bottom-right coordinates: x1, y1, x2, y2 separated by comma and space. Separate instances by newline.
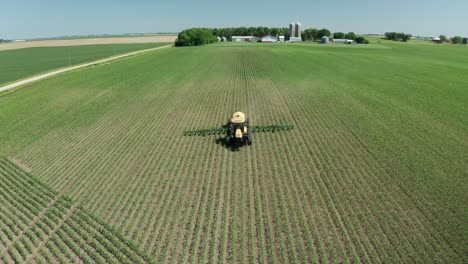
226, 112, 252, 146
230, 112, 246, 123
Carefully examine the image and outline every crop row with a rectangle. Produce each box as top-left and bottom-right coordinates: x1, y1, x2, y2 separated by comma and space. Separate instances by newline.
4, 46, 462, 262
0, 157, 153, 263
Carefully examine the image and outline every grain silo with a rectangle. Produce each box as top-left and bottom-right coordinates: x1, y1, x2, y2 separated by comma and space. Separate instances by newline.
295, 22, 302, 38
289, 23, 295, 39
321, 36, 329, 44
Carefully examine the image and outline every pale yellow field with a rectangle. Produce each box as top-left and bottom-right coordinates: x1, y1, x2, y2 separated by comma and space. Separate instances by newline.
0, 35, 177, 51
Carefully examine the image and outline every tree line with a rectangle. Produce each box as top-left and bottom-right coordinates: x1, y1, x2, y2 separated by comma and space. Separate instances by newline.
452, 36, 468, 44
384, 32, 412, 42
176, 27, 290, 46
386, 32, 468, 44
302, 29, 368, 43
212, 27, 289, 40
175, 28, 218, 47
443, 35, 468, 44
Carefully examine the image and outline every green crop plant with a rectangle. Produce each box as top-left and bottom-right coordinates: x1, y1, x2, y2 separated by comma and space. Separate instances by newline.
0, 41, 466, 262
0, 43, 170, 86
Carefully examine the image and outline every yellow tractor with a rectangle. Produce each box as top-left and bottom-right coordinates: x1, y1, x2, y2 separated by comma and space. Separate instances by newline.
225, 112, 252, 146
183, 112, 294, 149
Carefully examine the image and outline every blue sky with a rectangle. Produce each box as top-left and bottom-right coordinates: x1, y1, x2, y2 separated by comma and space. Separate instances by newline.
1, 0, 467, 39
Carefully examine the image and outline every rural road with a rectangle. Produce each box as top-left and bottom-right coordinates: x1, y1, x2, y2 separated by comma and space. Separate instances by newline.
0, 44, 173, 93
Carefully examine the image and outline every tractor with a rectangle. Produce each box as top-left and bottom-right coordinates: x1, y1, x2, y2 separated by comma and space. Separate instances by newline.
225, 112, 252, 147
183, 111, 293, 149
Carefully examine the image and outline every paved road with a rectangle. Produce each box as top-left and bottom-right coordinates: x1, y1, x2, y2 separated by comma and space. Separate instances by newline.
0, 44, 173, 93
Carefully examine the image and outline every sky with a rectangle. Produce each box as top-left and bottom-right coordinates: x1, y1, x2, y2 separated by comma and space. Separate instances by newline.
1, 0, 467, 39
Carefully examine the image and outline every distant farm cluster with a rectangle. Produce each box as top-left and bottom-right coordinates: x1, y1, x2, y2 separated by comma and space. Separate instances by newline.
229, 22, 303, 43
175, 22, 372, 46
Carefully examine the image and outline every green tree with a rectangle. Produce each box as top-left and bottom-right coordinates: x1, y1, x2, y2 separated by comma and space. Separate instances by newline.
317, 28, 331, 39
175, 28, 217, 46
385, 32, 412, 42
309, 28, 319, 40
451, 36, 463, 44
402, 34, 412, 42
333, 32, 345, 39
345, 32, 356, 40
439, 35, 447, 42
355, 36, 368, 44
463, 38, 468, 44
270, 28, 279, 37
302, 28, 318, 41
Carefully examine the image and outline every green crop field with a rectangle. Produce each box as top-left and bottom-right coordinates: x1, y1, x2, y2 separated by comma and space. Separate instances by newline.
0, 42, 466, 263
0, 43, 169, 86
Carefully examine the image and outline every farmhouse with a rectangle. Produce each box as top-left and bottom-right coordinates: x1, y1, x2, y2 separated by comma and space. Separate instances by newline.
232, 36, 256, 42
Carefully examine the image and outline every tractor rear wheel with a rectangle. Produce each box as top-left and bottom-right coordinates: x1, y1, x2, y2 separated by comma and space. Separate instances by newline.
247, 127, 252, 145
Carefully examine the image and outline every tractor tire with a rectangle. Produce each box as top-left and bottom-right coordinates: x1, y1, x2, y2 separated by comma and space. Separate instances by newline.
247, 127, 252, 145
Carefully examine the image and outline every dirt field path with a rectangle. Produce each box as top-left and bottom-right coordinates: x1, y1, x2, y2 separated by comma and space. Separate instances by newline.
0, 44, 173, 93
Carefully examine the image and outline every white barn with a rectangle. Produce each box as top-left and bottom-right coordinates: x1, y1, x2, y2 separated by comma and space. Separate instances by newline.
260, 35, 277, 43
334, 39, 356, 44
232, 36, 256, 42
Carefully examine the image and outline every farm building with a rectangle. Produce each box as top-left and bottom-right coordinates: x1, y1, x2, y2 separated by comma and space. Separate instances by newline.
321, 36, 329, 44
334, 39, 356, 44
232, 36, 256, 42
295, 23, 302, 38
289, 23, 295, 39
260, 35, 277, 43
289, 37, 302, 42
432, 37, 442, 43
289, 22, 302, 38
